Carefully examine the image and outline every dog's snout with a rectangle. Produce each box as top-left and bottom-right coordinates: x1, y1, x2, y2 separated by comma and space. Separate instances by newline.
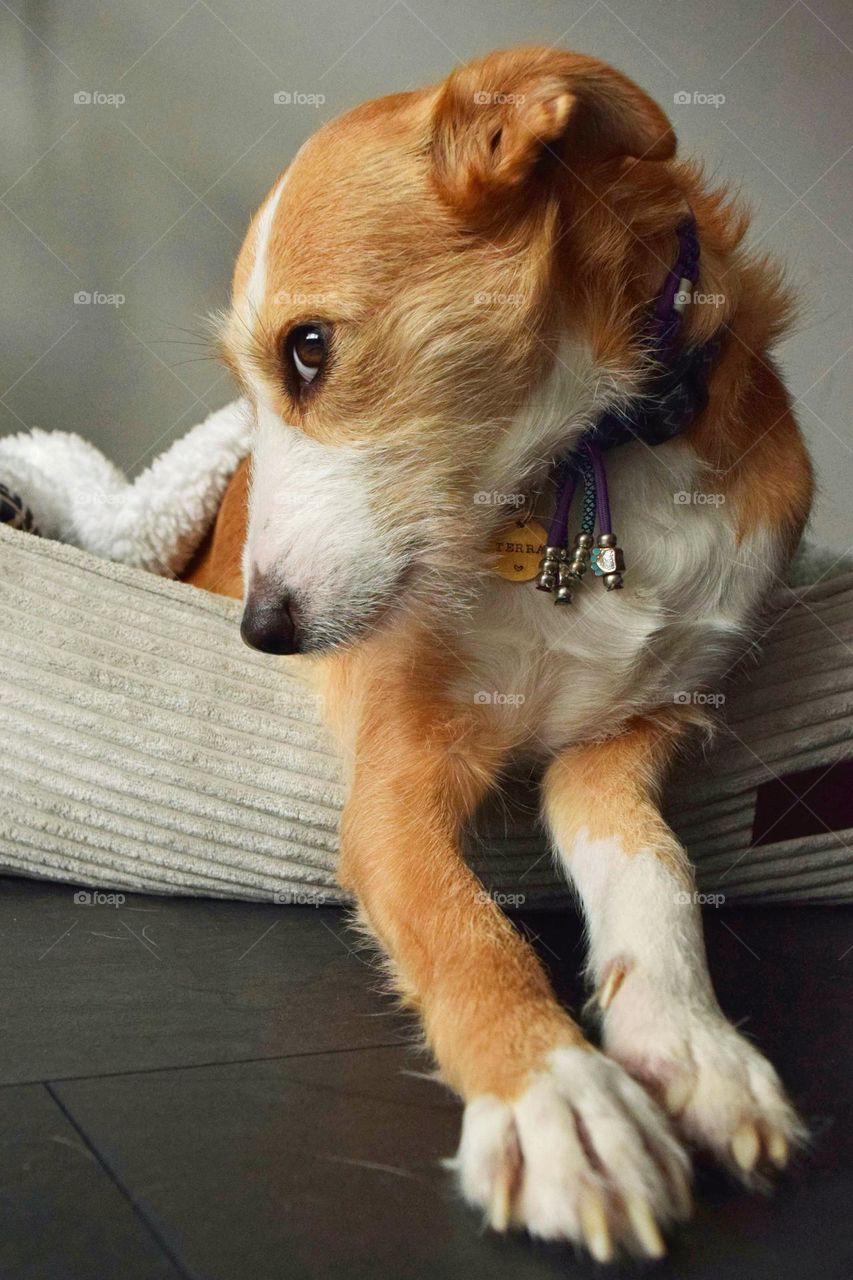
241, 578, 300, 655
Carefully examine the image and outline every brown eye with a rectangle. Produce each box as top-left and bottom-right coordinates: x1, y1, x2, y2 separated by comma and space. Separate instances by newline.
286, 323, 328, 388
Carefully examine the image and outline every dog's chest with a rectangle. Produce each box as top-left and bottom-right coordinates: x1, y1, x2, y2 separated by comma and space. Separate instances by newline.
453, 584, 655, 751
450, 440, 782, 754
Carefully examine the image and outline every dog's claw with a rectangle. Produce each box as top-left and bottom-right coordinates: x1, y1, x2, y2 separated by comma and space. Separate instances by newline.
731, 1122, 761, 1172
663, 1075, 693, 1117
626, 1195, 666, 1258
596, 962, 626, 1011
488, 1166, 513, 1232
661, 1150, 693, 1222
672, 1169, 694, 1221
579, 1190, 613, 1263
767, 1129, 789, 1168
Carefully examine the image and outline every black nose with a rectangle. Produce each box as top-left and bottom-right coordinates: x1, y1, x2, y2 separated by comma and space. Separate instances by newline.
240, 583, 300, 655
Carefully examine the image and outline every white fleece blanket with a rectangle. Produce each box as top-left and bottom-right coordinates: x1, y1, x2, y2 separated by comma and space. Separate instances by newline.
0, 401, 252, 575
0, 522, 851, 905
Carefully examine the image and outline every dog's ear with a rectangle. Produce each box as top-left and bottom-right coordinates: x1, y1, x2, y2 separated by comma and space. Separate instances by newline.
431, 47, 676, 218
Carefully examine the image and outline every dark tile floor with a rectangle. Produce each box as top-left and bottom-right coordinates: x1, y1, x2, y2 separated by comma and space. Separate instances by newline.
0, 875, 850, 1280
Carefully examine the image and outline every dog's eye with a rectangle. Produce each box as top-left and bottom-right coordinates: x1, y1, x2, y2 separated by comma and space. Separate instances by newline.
286, 323, 327, 388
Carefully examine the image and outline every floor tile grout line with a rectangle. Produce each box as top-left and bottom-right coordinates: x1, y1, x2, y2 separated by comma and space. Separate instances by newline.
43, 1081, 197, 1280
0, 1039, 412, 1090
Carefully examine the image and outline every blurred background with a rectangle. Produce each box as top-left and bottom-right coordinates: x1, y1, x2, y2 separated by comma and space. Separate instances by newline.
1, 0, 850, 546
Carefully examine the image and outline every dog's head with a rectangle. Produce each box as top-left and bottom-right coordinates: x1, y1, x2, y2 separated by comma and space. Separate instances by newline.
222, 47, 676, 654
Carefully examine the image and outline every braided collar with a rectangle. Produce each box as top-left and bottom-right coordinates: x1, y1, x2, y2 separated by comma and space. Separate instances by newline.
535, 214, 723, 603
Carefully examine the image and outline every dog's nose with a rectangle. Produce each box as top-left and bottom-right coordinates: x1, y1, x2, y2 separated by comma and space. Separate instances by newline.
240, 579, 300, 655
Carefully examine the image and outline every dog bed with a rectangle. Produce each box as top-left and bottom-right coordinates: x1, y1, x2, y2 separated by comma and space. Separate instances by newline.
0, 520, 851, 905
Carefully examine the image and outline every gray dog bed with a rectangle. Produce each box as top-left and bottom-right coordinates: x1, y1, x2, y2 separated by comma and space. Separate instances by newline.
0, 522, 851, 905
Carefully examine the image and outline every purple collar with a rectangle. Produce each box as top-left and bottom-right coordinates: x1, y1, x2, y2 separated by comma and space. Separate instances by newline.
536, 214, 721, 603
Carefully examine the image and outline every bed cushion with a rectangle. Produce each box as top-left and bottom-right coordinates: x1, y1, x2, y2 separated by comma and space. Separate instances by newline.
1, 522, 851, 905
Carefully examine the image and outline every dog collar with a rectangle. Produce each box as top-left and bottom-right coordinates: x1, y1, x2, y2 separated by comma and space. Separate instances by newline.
535, 214, 723, 603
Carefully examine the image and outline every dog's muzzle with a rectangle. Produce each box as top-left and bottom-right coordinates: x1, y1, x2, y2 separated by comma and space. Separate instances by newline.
241, 572, 300, 655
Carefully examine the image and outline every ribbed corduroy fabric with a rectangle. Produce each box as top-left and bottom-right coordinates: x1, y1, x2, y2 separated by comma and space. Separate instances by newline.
1, 523, 850, 905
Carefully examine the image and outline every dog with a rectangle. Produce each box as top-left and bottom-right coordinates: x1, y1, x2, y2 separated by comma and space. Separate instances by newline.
185, 46, 813, 1260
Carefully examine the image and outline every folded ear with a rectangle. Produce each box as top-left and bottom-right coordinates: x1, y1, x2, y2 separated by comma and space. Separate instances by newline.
431, 47, 676, 218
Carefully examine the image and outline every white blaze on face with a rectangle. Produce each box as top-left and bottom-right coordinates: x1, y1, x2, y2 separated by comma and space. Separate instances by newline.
244, 398, 408, 645
234, 157, 416, 646
243, 172, 288, 326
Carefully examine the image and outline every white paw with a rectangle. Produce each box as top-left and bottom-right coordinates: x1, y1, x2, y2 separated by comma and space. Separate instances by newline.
453, 1046, 691, 1261
600, 972, 806, 1181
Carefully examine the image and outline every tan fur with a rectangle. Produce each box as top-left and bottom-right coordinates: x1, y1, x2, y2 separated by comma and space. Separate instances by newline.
334, 624, 586, 1099
183, 456, 249, 598
543, 713, 693, 886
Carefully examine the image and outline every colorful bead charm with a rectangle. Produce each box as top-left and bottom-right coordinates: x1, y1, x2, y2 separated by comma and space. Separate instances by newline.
591, 532, 625, 589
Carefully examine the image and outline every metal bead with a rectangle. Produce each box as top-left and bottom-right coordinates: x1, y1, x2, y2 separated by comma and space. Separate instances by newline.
598, 532, 616, 548
554, 584, 574, 605
604, 572, 624, 591
576, 532, 594, 549
535, 547, 563, 592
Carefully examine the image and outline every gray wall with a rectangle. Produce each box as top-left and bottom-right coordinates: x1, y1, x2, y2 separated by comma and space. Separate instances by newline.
1, 1, 850, 546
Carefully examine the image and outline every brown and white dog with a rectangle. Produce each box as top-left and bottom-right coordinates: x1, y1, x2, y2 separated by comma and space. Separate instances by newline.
186, 47, 812, 1261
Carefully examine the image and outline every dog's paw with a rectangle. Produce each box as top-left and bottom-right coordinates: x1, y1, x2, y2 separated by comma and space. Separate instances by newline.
453, 1046, 691, 1261
600, 975, 806, 1182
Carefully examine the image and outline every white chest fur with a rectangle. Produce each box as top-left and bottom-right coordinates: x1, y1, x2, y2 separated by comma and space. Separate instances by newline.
451, 437, 782, 755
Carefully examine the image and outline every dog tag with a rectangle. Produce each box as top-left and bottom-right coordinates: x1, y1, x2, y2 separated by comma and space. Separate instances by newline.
489, 518, 548, 582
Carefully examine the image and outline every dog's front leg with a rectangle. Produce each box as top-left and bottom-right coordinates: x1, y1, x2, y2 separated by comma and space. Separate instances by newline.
338, 695, 689, 1259
544, 714, 806, 1181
